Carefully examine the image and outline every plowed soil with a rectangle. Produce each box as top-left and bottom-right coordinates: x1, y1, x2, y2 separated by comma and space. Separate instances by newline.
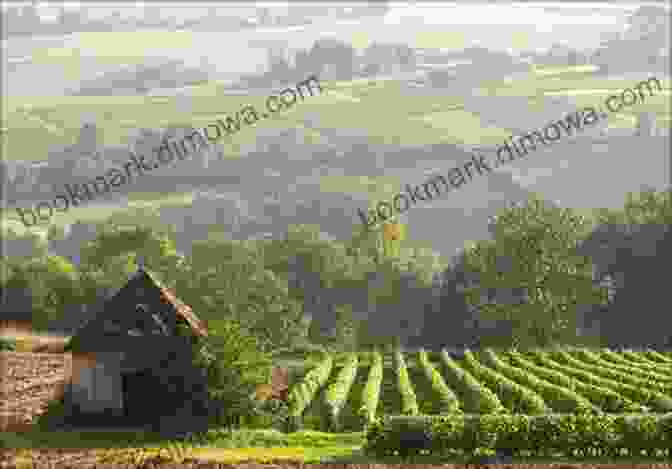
2, 454, 672, 469
0, 351, 69, 432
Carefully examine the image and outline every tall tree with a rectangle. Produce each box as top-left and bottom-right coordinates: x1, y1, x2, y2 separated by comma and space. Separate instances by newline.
462, 195, 607, 348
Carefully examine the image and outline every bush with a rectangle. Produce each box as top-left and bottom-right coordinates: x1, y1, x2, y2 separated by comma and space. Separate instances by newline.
190, 320, 273, 429
0, 337, 16, 351
365, 413, 672, 459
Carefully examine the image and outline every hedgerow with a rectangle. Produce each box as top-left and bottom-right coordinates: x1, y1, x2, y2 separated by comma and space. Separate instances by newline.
364, 413, 672, 458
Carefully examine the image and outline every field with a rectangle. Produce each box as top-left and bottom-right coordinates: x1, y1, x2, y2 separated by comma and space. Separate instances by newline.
3, 346, 672, 465
287, 348, 672, 431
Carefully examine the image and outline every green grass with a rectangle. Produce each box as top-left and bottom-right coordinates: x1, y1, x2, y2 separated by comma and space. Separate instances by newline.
186, 429, 365, 463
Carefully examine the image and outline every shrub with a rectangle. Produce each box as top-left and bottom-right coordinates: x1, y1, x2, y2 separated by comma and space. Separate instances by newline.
365, 413, 672, 459
0, 337, 16, 351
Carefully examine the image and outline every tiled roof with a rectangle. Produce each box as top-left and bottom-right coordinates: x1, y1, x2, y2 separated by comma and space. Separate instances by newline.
158, 287, 208, 337
142, 269, 208, 338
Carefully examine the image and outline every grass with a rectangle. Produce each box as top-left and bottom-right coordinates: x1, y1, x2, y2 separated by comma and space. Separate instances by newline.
187, 429, 364, 463
0, 331, 69, 353
1, 428, 365, 464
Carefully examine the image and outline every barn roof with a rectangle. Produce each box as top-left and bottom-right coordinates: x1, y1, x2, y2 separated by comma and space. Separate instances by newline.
65, 267, 207, 352
154, 277, 208, 338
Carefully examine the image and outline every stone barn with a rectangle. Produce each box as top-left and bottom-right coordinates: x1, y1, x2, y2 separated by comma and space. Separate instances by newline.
63, 266, 209, 430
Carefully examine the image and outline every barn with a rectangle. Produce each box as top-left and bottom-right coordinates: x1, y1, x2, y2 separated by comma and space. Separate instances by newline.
63, 265, 209, 431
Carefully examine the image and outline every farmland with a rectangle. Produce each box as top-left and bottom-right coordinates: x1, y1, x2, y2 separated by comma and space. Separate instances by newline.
279, 347, 672, 460
4, 341, 672, 464
287, 348, 672, 430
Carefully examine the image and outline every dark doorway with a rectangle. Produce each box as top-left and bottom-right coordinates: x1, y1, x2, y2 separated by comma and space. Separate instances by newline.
121, 368, 166, 426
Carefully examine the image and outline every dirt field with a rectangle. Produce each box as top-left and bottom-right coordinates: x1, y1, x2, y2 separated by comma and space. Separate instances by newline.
0, 351, 69, 432
2, 454, 672, 469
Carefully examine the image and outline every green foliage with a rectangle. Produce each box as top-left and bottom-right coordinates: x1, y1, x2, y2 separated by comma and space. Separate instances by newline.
0, 337, 16, 351
460, 350, 549, 414
505, 350, 647, 413
359, 350, 383, 424
480, 348, 599, 414
437, 350, 504, 414
394, 350, 420, 416
365, 413, 672, 458
80, 224, 186, 280
191, 319, 274, 427
571, 349, 672, 389
324, 352, 359, 428
595, 189, 672, 227
533, 350, 672, 412
463, 195, 608, 347
417, 350, 462, 414
5, 254, 82, 330
288, 355, 334, 418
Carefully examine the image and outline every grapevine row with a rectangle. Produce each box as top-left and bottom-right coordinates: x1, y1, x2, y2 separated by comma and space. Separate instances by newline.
288, 355, 333, 417
394, 350, 419, 416
571, 349, 672, 385
359, 350, 384, 424
598, 348, 672, 372
417, 349, 461, 413
528, 351, 672, 412
438, 350, 505, 414
480, 349, 599, 413
549, 350, 672, 399
461, 350, 549, 414
505, 351, 646, 413
324, 353, 359, 426
644, 349, 672, 364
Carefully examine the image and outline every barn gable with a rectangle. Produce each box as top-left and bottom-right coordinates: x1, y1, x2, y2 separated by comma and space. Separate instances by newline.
63, 267, 208, 424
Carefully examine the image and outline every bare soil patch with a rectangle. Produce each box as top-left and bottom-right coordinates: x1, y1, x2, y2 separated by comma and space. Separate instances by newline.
1, 452, 672, 469
0, 351, 68, 431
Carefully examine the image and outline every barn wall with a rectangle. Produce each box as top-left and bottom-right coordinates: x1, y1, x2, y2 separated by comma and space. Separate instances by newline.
68, 352, 123, 415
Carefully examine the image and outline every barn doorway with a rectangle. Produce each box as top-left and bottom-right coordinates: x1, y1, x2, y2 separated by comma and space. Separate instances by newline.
121, 368, 166, 426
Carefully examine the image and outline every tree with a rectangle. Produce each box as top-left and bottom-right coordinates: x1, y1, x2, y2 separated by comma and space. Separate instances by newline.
578, 189, 672, 347
195, 319, 273, 427
462, 196, 608, 348
79, 224, 186, 283
10, 255, 82, 330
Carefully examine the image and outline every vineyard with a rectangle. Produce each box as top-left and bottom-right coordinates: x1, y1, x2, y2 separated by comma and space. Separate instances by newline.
285, 348, 672, 431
